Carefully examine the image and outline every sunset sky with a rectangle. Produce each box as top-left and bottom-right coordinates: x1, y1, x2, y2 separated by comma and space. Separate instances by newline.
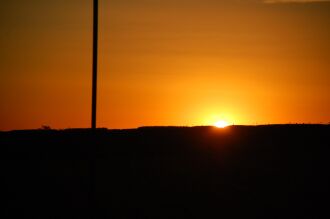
0, 0, 329, 130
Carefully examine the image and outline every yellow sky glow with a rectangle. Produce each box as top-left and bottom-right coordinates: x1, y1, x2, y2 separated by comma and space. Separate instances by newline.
0, 0, 330, 130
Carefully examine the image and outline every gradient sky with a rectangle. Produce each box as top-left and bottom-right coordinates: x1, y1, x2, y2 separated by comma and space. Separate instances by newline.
0, 0, 329, 130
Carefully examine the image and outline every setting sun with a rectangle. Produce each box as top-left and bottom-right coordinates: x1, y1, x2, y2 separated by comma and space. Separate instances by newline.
0, 0, 329, 131
214, 120, 229, 128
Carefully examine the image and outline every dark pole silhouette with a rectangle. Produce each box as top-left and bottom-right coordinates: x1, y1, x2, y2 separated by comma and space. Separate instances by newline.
89, 2, 98, 216
91, 0, 98, 129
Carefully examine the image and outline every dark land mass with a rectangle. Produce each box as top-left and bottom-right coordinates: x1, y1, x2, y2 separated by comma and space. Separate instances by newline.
1, 125, 330, 218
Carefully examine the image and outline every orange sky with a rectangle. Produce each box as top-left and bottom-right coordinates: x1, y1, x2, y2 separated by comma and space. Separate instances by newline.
0, 0, 330, 130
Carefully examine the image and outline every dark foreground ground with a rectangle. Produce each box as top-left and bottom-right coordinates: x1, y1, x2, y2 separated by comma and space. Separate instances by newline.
1, 125, 330, 218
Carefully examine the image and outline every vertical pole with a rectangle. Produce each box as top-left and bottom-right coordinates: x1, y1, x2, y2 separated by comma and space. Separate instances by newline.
91, 0, 98, 129
90, 0, 98, 216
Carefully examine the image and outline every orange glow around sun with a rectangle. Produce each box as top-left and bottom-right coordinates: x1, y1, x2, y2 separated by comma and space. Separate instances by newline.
1, 1, 330, 131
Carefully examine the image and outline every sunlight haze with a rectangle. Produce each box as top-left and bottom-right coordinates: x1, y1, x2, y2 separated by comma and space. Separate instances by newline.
0, 0, 329, 130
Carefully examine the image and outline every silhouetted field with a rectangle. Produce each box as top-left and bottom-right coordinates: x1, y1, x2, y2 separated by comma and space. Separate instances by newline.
1, 125, 330, 218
